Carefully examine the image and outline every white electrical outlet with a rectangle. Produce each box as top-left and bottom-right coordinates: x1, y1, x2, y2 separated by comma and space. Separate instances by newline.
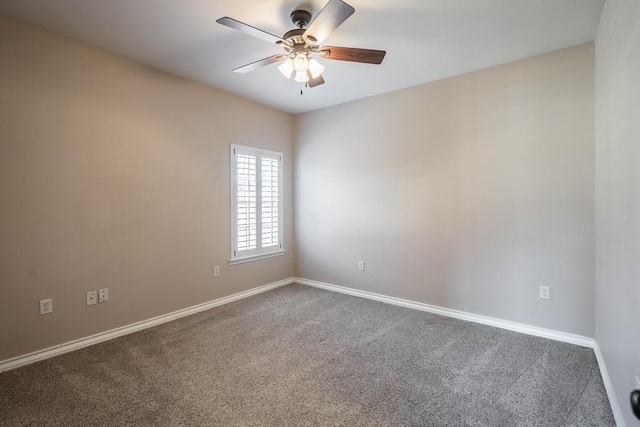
86, 291, 97, 306
358, 261, 365, 271
39, 299, 53, 315
635, 376, 640, 390
539, 286, 550, 300
98, 288, 109, 303
214, 266, 220, 277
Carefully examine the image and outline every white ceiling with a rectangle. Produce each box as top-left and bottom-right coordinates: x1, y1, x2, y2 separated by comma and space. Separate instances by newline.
0, 0, 604, 114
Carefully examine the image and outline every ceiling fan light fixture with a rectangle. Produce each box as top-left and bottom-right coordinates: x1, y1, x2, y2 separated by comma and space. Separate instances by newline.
308, 58, 325, 79
294, 71, 310, 83
218, 0, 386, 89
278, 58, 294, 79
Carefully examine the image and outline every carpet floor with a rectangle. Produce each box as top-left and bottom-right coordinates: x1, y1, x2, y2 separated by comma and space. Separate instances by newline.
1, 284, 615, 426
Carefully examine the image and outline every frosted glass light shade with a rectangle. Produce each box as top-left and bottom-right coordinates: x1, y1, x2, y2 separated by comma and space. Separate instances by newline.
278, 59, 294, 79
294, 71, 309, 83
308, 59, 325, 79
292, 53, 309, 73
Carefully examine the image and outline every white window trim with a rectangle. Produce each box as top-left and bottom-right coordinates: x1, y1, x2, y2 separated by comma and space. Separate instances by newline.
229, 144, 284, 264
228, 251, 285, 266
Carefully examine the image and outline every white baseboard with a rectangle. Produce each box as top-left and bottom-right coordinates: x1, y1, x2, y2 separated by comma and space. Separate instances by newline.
3, 276, 622, 423
0, 277, 295, 373
295, 278, 595, 348
593, 341, 626, 427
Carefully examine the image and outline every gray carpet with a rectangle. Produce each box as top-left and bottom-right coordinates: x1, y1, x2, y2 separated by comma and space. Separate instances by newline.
0, 284, 615, 426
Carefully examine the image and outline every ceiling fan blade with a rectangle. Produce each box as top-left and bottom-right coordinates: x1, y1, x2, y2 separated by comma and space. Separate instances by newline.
233, 55, 286, 74
319, 46, 386, 64
216, 17, 286, 45
307, 72, 325, 88
303, 0, 355, 45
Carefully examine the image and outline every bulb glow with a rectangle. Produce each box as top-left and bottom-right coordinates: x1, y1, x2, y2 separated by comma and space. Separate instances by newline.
292, 53, 309, 73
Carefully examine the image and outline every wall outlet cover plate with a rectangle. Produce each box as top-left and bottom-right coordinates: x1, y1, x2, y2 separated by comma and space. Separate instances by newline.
86, 291, 97, 306
39, 299, 53, 315
98, 288, 109, 303
539, 286, 550, 299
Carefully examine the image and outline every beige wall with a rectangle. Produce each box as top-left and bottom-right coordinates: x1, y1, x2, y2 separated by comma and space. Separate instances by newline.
595, 0, 640, 425
295, 43, 595, 337
0, 15, 295, 361
0, 12, 602, 365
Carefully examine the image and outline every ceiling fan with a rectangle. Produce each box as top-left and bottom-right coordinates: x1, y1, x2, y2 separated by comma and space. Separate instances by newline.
216, 0, 386, 90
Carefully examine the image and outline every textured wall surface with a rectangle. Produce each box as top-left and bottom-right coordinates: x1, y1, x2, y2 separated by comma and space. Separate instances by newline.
595, 0, 640, 425
0, 15, 294, 361
295, 43, 595, 337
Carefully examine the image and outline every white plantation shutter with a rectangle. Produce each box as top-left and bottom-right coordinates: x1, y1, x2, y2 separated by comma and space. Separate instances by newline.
231, 145, 284, 263
261, 155, 279, 247
236, 154, 257, 251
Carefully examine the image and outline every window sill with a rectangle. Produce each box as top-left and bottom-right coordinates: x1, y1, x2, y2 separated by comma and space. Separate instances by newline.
228, 250, 286, 265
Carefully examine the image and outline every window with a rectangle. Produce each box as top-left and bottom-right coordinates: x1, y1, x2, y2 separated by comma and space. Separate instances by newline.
230, 144, 284, 264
